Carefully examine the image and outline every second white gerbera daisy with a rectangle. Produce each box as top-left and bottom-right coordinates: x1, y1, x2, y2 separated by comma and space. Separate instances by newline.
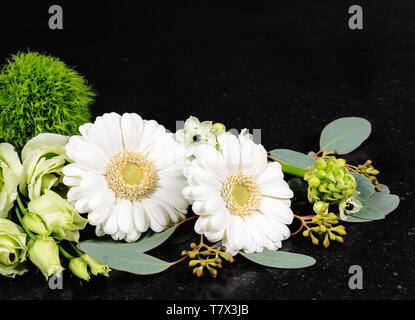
63, 112, 189, 242
183, 132, 294, 255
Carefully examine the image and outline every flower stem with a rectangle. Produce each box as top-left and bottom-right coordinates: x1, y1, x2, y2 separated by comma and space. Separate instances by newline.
16, 194, 28, 215
58, 244, 75, 260
281, 163, 306, 178
267, 155, 306, 178
69, 241, 84, 257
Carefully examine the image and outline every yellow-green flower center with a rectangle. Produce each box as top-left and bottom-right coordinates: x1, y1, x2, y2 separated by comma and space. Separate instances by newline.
231, 184, 250, 206
221, 173, 261, 217
105, 151, 157, 200
121, 163, 144, 185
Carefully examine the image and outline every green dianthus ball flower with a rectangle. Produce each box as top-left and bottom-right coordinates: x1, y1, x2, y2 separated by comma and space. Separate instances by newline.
304, 156, 356, 204
0, 51, 95, 150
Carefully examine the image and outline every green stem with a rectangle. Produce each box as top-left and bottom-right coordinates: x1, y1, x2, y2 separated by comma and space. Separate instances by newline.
15, 207, 37, 240
280, 163, 306, 178
69, 241, 84, 257
16, 194, 28, 215
267, 154, 306, 178
58, 244, 75, 260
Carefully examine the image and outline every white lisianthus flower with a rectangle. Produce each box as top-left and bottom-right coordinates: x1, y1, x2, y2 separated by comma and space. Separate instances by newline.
63, 112, 189, 242
20, 133, 69, 200
183, 132, 294, 256
175, 116, 217, 159
0, 143, 22, 218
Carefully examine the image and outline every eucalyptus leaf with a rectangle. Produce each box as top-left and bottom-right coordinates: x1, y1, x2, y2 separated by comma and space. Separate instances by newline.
270, 149, 315, 170
77, 225, 177, 275
240, 250, 316, 269
320, 117, 371, 154
378, 184, 390, 194
351, 172, 374, 199
128, 226, 177, 253
79, 240, 172, 275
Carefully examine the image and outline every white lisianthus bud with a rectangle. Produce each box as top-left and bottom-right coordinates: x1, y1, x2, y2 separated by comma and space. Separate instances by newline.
81, 254, 111, 277
0, 143, 23, 218
28, 190, 88, 242
28, 236, 64, 280
69, 256, 90, 281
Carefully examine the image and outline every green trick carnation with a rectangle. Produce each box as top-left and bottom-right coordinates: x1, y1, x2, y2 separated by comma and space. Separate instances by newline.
0, 51, 95, 150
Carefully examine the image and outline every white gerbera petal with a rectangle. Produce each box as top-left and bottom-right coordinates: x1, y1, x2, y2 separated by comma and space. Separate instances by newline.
132, 201, 150, 233
217, 133, 240, 173
261, 181, 294, 199
117, 199, 134, 234
121, 113, 144, 151
256, 162, 284, 187
260, 197, 294, 225
184, 130, 294, 256
63, 112, 189, 241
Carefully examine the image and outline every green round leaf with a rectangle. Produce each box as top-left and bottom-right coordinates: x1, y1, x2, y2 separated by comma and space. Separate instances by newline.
270, 149, 315, 170
320, 117, 371, 154
240, 250, 316, 269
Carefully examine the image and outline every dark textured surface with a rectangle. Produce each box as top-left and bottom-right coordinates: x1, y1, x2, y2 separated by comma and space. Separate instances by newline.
0, 1, 414, 300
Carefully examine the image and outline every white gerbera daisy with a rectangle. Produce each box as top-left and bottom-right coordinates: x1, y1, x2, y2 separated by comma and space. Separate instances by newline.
63, 112, 189, 242
183, 132, 294, 256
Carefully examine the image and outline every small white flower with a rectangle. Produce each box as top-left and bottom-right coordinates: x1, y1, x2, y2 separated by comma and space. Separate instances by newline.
175, 116, 217, 159
183, 132, 294, 256
339, 192, 363, 221
63, 112, 189, 242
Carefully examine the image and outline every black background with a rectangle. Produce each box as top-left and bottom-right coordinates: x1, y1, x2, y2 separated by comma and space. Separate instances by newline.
0, 0, 414, 300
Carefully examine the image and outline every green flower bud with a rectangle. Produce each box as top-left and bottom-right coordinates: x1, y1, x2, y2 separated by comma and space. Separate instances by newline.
316, 170, 327, 179
19, 133, 70, 200
81, 254, 111, 277
308, 177, 321, 188
0, 218, 28, 278
28, 236, 64, 280
315, 158, 326, 170
0, 143, 23, 218
210, 123, 226, 137
22, 212, 50, 236
28, 190, 88, 242
69, 256, 90, 281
